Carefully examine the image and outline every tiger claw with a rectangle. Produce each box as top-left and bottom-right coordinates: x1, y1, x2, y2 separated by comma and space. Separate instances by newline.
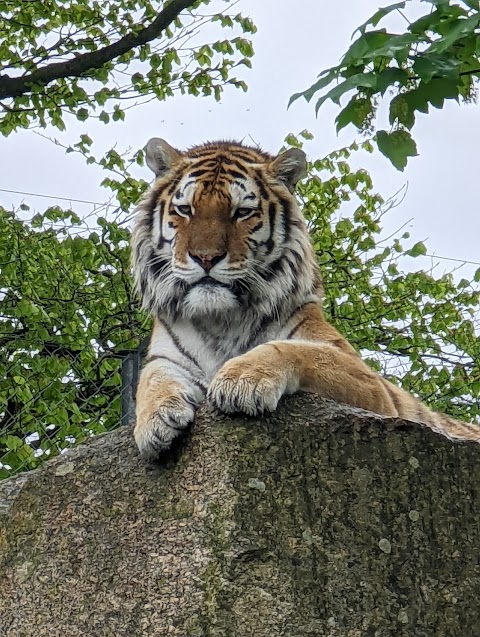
207, 361, 285, 416
134, 398, 195, 459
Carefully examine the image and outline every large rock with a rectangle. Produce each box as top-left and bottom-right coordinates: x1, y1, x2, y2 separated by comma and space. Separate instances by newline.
1, 396, 479, 636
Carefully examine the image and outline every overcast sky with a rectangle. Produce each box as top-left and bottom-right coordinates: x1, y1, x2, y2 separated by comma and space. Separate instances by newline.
2, 0, 479, 276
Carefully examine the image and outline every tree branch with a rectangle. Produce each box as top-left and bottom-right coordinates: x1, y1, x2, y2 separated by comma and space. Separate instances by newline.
0, 0, 197, 100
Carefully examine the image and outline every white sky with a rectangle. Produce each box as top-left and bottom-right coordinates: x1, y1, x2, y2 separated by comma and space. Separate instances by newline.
1, 0, 479, 275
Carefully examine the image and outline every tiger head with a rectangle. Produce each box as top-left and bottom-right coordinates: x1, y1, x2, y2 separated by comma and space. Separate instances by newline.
132, 139, 320, 320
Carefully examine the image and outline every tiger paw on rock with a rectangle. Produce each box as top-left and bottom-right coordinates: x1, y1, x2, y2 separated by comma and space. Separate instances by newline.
207, 348, 295, 416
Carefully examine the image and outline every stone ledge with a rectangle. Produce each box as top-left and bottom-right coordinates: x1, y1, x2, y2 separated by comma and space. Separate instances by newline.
1, 396, 479, 637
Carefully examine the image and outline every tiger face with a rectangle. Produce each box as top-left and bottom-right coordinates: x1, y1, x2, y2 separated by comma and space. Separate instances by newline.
132, 139, 318, 320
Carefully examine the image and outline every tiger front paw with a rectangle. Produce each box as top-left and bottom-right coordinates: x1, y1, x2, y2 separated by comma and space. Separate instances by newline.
207, 354, 288, 416
134, 394, 196, 459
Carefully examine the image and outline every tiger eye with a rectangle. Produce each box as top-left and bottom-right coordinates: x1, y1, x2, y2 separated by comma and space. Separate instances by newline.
234, 207, 258, 221
174, 205, 192, 217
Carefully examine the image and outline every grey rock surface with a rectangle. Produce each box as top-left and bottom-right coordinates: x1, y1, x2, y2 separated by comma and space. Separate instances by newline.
1, 396, 479, 636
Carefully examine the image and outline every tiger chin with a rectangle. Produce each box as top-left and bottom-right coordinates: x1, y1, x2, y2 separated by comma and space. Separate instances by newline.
131, 137, 480, 459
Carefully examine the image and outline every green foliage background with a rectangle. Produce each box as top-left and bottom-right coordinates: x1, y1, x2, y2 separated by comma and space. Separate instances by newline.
2, 134, 479, 478
291, 0, 480, 170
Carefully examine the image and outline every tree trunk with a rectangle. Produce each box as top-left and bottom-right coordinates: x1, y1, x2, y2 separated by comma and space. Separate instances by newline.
1, 396, 479, 636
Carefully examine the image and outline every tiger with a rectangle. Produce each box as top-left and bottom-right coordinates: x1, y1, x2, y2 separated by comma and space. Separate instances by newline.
131, 137, 480, 459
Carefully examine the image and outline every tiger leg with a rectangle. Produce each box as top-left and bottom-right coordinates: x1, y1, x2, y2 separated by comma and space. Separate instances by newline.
207, 340, 398, 417
135, 359, 206, 458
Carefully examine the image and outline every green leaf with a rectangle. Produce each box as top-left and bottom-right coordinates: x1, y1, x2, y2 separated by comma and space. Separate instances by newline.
315, 73, 378, 114
413, 54, 461, 83
407, 241, 428, 257
426, 15, 480, 55
289, 69, 337, 106
376, 130, 418, 171
406, 78, 460, 111
336, 97, 373, 132
76, 108, 89, 122
389, 95, 415, 129
354, 2, 406, 35
351, 33, 417, 64
5, 435, 23, 451
376, 67, 409, 94
342, 31, 391, 65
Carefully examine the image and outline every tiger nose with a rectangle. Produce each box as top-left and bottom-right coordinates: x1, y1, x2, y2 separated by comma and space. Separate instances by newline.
188, 251, 227, 273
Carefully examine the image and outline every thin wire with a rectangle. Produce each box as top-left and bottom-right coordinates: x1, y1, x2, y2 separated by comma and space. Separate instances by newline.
0, 187, 117, 208
424, 253, 480, 268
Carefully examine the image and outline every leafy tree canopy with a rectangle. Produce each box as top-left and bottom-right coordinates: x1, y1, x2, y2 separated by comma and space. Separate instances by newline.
0, 206, 143, 477
290, 0, 480, 170
0, 0, 256, 134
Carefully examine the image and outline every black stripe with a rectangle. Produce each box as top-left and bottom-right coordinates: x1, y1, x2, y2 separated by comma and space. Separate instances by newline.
144, 354, 207, 392
186, 161, 250, 182
224, 169, 247, 181
158, 319, 204, 373
139, 271, 148, 297
157, 201, 166, 249
165, 167, 189, 195
145, 182, 170, 233
279, 197, 292, 243
134, 238, 145, 267
259, 256, 284, 281
254, 174, 269, 199
189, 148, 263, 163
285, 301, 316, 324
250, 221, 263, 233
189, 168, 211, 178
246, 312, 278, 347
290, 250, 303, 266
238, 210, 261, 223
283, 255, 297, 272
287, 317, 308, 340
181, 393, 198, 408
231, 151, 267, 162
187, 159, 218, 172
223, 158, 252, 172
265, 202, 276, 254
148, 249, 169, 278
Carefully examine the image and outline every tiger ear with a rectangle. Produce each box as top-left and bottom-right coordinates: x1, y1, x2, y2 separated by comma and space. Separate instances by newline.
270, 148, 307, 192
145, 138, 182, 177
